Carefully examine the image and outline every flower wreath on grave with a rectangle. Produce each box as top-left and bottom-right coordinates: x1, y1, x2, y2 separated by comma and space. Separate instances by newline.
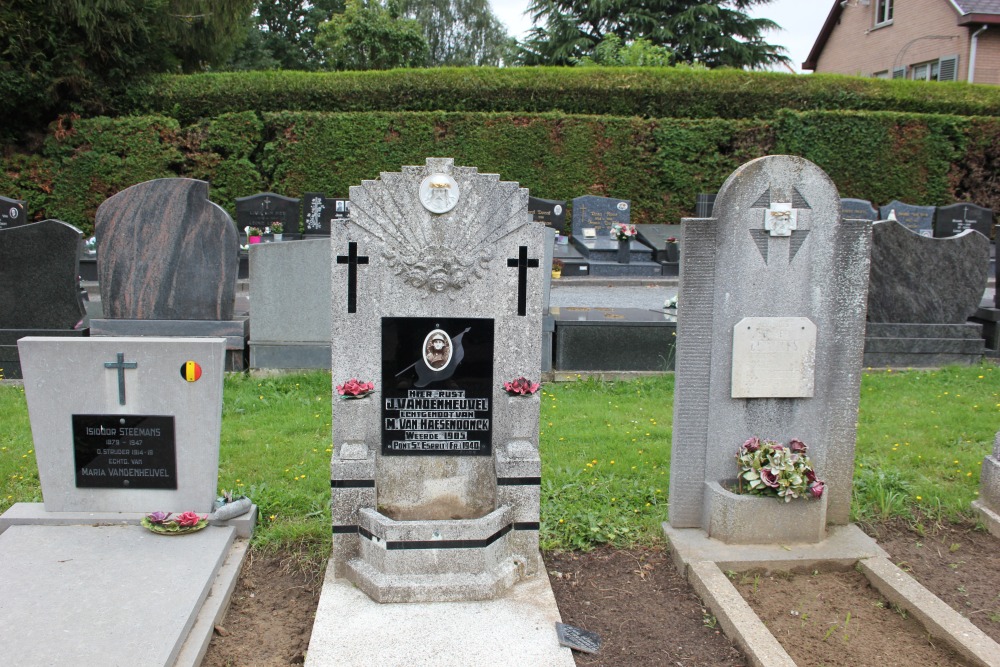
611, 223, 637, 242
336, 378, 375, 398
141, 510, 209, 535
735, 437, 825, 502
503, 377, 540, 396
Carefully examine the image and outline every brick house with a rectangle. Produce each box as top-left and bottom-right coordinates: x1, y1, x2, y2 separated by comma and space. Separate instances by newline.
803, 0, 1000, 84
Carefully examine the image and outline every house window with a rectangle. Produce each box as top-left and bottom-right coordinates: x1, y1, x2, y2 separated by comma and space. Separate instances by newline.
873, 70, 890, 79
911, 61, 939, 81
875, 0, 893, 25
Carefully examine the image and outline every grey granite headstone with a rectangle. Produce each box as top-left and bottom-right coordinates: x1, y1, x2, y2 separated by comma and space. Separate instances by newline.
236, 192, 300, 236
571, 195, 630, 238
17, 336, 226, 513
934, 203, 994, 239
249, 238, 332, 369
868, 220, 989, 324
841, 198, 877, 221
0, 196, 27, 230
879, 200, 935, 237
330, 158, 544, 603
695, 193, 716, 218
96, 179, 239, 321
0, 220, 85, 329
668, 155, 871, 538
528, 197, 566, 231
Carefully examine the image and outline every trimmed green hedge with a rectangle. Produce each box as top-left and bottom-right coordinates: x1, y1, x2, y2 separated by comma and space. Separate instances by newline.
125, 67, 1000, 125
1, 109, 995, 237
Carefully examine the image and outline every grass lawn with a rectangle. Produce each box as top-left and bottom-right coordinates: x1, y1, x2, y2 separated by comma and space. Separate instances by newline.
1, 364, 997, 563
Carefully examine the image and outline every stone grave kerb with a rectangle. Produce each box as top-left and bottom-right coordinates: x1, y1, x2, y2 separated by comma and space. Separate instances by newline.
668, 156, 872, 540
329, 158, 544, 601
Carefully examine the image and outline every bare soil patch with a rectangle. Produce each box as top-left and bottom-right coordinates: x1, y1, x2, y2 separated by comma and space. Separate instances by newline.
203, 520, 1000, 666
733, 566, 971, 666
866, 515, 1000, 644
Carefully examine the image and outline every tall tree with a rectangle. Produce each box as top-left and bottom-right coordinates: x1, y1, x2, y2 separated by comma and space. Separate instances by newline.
230, 0, 343, 71
0, 0, 254, 133
520, 0, 788, 69
396, 0, 512, 66
315, 0, 428, 71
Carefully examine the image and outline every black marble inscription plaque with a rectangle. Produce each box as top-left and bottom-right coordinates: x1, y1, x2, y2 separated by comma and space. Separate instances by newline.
381, 317, 493, 456
0, 196, 27, 230
73, 415, 177, 489
528, 197, 566, 231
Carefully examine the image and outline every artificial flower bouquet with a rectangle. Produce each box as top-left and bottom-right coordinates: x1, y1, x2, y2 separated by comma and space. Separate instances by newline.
735, 437, 825, 503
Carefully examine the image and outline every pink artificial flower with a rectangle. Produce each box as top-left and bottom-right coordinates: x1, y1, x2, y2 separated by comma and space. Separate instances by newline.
809, 481, 825, 499
504, 377, 540, 395
760, 468, 780, 488
741, 436, 761, 453
146, 511, 172, 524
176, 511, 205, 527
789, 439, 807, 454
337, 378, 375, 396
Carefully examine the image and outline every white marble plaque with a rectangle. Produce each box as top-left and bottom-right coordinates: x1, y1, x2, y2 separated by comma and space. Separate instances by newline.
731, 317, 816, 398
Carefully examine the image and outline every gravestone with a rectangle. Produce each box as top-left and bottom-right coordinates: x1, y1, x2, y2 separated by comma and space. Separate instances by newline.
841, 198, 878, 221
0, 336, 254, 667
974, 431, 1000, 538
302, 192, 334, 235
328, 158, 544, 602
551, 307, 676, 371
934, 202, 994, 238
635, 224, 682, 274
17, 337, 226, 512
249, 238, 332, 369
865, 221, 988, 366
879, 200, 935, 237
0, 220, 87, 378
90, 179, 248, 370
695, 193, 716, 218
570, 195, 657, 276
236, 192, 300, 236
0, 196, 27, 229
528, 196, 566, 231
665, 155, 872, 544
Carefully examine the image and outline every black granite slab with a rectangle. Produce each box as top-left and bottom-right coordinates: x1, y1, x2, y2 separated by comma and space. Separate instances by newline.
236, 192, 301, 236
96, 179, 239, 321
841, 198, 877, 222
934, 203, 994, 238
864, 322, 985, 367
0, 328, 88, 379
0, 196, 28, 230
552, 307, 676, 371
0, 220, 86, 329
868, 220, 989, 324
571, 195, 630, 238
301, 192, 348, 236
635, 224, 681, 261
528, 197, 567, 232
878, 200, 935, 236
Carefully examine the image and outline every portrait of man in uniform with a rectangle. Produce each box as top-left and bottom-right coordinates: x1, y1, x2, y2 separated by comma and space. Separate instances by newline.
423, 330, 452, 370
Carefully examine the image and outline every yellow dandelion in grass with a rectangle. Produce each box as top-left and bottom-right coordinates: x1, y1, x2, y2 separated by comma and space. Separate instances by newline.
592, 459, 597, 464
979, 375, 985, 379
954, 460, 960, 464
916, 496, 922, 501
559, 518, 564, 523
610, 460, 615, 465
967, 472, 973, 477
325, 448, 332, 453
611, 497, 616, 502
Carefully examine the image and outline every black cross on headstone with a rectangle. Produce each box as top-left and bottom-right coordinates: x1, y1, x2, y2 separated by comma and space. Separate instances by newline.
506, 245, 539, 316
104, 352, 138, 406
336, 241, 369, 313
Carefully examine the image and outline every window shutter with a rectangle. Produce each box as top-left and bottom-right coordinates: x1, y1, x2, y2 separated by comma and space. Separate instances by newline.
892, 66, 906, 79
938, 55, 958, 82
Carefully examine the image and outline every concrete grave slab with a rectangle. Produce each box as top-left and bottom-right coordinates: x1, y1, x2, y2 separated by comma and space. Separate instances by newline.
0, 524, 240, 667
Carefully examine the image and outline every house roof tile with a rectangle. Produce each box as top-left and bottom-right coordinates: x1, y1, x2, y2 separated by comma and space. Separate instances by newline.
953, 0, 1000, 14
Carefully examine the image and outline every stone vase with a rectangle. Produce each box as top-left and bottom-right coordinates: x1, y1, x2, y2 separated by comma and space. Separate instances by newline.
664, 242, 680, 263
617, 239, 631, 264
704, 479, 828, 544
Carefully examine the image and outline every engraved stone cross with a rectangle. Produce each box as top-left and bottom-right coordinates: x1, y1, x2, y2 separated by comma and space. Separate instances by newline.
749, 187, 812, 266
104, 352, 138, 406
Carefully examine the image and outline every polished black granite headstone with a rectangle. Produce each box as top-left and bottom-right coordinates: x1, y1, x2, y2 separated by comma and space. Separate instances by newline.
96, 179, 239, 320
528, 197, 566, 231
552, 307, 676, 371
236, 192, 300, 236
868, 220, 989, 324
302, 192, 333, 235
571, 195, 630, 238
934, 203, 994, 238
0, 220, 86, 329
635, 224, 681, 262
0, 196, 28, 230
879, 200, 935, 237
841, 198, 877, 221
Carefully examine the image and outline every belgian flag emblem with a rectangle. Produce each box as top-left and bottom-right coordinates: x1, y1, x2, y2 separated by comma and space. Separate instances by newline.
180, 361, 202, 382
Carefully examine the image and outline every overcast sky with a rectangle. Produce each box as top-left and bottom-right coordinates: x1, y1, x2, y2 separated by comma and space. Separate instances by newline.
487, 0, 830, 73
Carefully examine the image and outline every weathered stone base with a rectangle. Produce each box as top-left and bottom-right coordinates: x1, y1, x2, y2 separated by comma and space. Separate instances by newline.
344, 507, 532, 603
703, 480, 827, 545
